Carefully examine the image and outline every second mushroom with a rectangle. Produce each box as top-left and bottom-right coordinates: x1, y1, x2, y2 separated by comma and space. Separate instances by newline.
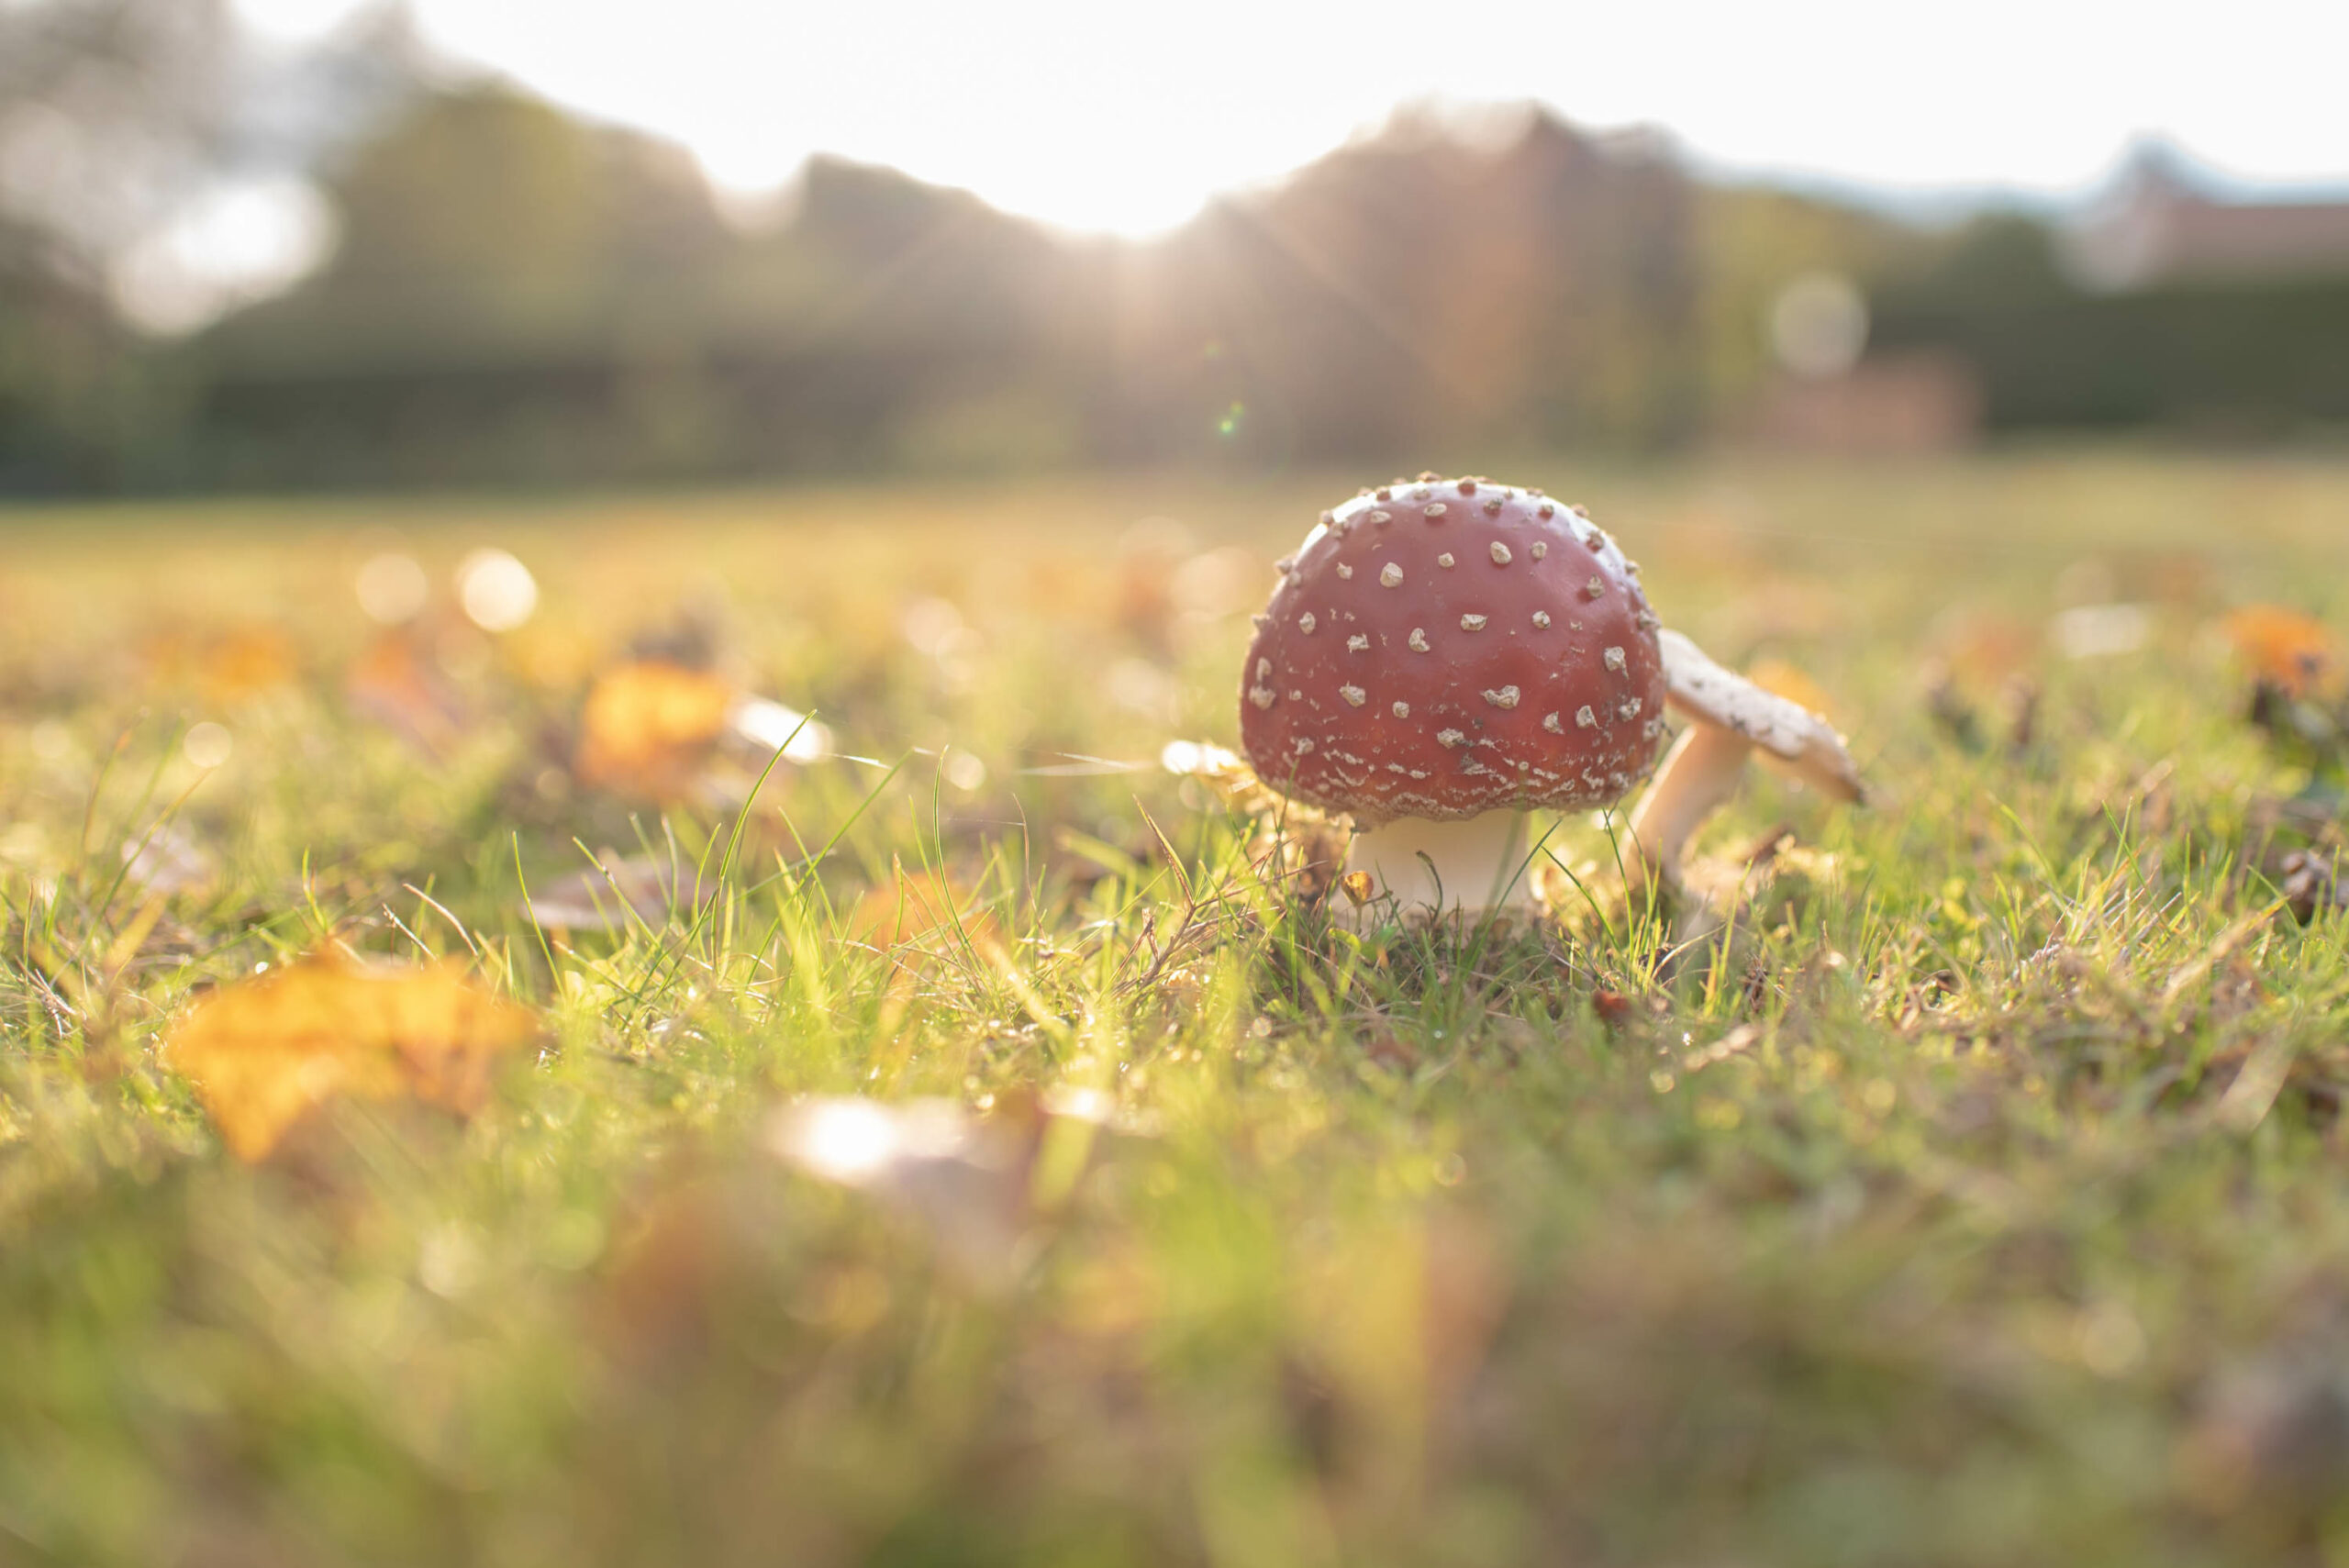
1236, 474, 1863, 922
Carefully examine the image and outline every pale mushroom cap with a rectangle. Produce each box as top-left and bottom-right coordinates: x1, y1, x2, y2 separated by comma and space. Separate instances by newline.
1656, 629, 1864, 804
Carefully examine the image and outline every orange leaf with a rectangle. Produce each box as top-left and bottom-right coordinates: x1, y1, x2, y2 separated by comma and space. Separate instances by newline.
845, 862, 1004, 957
204, 627, 298, 703
2224, 605, 2343, 699
575, 661, 735, 797
140, 625, 300, 704
163, 954, 540, 1161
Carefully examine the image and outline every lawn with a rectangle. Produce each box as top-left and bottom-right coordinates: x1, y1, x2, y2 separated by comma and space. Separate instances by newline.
4, 450, 2348, 1567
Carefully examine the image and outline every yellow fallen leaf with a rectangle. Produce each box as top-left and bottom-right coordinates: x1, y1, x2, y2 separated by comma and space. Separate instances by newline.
575, 661, 735, 798
163, 954, 540, 1161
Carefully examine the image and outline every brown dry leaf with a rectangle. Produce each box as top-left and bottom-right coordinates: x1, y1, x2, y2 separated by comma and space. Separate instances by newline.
575, 661, 736, 797
163, 953, 541, 1161
2224, 605, 2343, 700
845, 862, 1005, 957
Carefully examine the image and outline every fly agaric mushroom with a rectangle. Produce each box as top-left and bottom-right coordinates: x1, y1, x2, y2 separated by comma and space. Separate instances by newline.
1236, 475, 1862, 921
1238, 476, 1666, 919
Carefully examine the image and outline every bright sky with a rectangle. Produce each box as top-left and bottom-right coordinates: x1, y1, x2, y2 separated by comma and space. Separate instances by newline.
236, 0, 2349, 238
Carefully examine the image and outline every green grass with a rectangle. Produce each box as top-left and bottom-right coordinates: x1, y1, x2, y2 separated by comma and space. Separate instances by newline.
4, 450, 2349, 1567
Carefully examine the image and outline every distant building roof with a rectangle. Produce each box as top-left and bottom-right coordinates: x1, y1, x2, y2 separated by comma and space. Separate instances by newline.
2065, 144, 2349, 291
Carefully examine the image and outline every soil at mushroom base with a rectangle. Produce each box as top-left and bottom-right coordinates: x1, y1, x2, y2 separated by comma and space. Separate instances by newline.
1236, 473, 1865, 924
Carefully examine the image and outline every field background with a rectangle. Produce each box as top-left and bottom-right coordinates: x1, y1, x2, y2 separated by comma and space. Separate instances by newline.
5, 450, 2349, 1566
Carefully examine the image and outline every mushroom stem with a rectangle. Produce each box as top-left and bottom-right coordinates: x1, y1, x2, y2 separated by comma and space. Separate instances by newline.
1623, 628, 1865, 895
1344, 809, 1540, 924
1623, 723, 1754, 896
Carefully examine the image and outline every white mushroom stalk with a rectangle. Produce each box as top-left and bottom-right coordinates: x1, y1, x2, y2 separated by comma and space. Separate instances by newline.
1343, 808, 1540, 924
1625, 628, 1865, 894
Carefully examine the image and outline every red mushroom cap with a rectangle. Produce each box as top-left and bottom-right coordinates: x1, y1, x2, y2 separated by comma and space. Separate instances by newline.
1237, 476, 1667, 825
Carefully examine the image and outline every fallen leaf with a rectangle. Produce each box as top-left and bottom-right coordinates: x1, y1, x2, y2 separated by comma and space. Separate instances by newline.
845, 862, 1004, 957
2225, 606, 2343, 700
163, 953, 540, 1160
575, 661, 735, 797
141, 624, 300, 704
201, 626, 300, 702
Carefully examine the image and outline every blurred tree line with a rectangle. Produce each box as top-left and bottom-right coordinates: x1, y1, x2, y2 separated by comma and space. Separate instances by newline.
1870, 216, 2349, 436
0, 0, 227, 491
4, 0, 2348, 492
181, 97, 1948, 485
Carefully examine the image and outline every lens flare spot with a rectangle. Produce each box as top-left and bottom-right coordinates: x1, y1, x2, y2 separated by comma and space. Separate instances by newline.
355, 551, 429, 624
455, 549, 539, 632
184, 721, 233, 770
